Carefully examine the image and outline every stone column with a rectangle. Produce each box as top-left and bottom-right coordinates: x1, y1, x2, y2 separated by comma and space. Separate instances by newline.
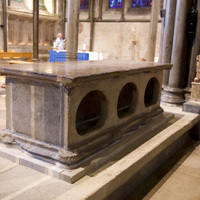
54, 0, 56, 14
33, 0, 39, 61
0, 3, 4, 50
66, 0, 80, 61
121, 0, 125, 20
2, 0, 7, 52
98, 0, 103, 19
148, 0, 160, 62
162, 0, 190, 104
162, 0, 177, 86
159, 0, 167, 64
187, 0, 200, 88
62, 0, 66, 39
89, 0, 94, 51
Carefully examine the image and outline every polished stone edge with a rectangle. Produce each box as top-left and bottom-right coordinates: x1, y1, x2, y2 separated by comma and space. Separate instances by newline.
161, 87, 185, 104
0, 111, 174, 184
0, 107, 164, 168
0, 61, 172, 84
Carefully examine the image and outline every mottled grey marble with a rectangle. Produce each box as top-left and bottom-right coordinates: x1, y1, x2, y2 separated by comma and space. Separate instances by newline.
0, 60, 172, 167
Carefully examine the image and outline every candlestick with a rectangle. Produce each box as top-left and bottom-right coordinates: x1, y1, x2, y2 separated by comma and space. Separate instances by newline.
83, 43, 86, 51
132, 27, 137, 44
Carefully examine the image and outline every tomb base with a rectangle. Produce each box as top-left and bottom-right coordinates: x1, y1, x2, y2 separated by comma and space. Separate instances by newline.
0, 111, 175, 183
0, 106, 163, 168
0, 107, 198, 189
0, 60, 172, 168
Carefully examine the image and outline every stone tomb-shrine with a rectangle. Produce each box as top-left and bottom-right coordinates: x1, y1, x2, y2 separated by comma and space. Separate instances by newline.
0, 60, 172, 169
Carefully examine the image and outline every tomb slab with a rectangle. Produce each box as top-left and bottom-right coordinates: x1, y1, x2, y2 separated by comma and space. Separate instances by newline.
0, 60, 172, 168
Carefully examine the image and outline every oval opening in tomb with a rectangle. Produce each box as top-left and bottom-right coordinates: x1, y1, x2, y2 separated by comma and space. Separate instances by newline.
76, 90, 107, 135
117, 83, 137, 118
144, 78, 159, 107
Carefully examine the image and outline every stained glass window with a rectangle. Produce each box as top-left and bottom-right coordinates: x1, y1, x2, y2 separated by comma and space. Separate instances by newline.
132, 0, 152, 8
109, 0, 122, 9
80, 0, 89, 9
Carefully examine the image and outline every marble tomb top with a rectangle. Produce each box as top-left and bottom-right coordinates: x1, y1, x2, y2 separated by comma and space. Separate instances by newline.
0, 60, 172, 85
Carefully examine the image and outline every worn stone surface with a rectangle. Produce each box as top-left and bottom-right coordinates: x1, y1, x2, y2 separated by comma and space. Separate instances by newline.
147, 145, 200, 200
0, 61, 172, 167
0, 60, 171, 81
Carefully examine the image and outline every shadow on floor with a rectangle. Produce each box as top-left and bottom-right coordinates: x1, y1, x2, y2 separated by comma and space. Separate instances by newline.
124, 139, 200, 200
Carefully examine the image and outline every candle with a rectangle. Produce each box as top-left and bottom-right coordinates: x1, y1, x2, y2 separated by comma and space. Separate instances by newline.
83, 43, 86, 51
133, 27, 136, 41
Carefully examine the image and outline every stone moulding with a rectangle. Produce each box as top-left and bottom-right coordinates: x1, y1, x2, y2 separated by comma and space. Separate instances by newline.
0, 60, 172, 168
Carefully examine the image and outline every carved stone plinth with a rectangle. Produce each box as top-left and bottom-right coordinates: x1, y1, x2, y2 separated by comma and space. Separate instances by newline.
0, 60, 172, 168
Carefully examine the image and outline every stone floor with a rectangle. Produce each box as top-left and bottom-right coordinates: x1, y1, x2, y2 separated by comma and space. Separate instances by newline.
125, 139, 200, 200
147, 142, 200, 200
0, 91, 200, 200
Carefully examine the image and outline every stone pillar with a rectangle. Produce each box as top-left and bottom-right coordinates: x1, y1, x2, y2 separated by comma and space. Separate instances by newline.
98, 0, 103, 19
159, 0, 167, 64
33, 0, 39, 61
162, 0, 190, 104
121, 0, 125, 20
2, 0, 8, 52
187, 0, 200, 89
89, 0, 94, 51
54, 0, 56, 14
148, 0, 160, 62
162, 0, 177, 86
0, 3, 4, 50
66, 0, 80, 61
62, 0, 66, 39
